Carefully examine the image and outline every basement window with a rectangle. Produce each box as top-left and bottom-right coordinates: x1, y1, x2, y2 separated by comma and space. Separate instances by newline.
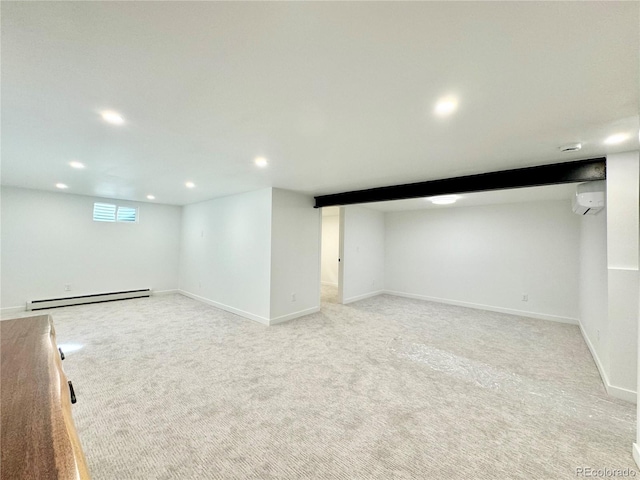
93, 203, 138, 223
93, 203, 116, 222
116, 206, 138, 223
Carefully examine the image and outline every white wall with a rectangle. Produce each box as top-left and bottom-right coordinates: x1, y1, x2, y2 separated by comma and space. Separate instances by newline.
321, 213, 340, 286
385, 200, 580, 323
579, 209, 609, 375
607, 152, 639, 270
179, 188, 272, 323
637, 254, 640, 467
606, 151, 639, 401
341, 205, 385, 303
0, 186, 181, 310
269, 189, 320, 323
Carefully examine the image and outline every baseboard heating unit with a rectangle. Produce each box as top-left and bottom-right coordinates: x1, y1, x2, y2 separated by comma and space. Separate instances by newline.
27, 289, 151, 311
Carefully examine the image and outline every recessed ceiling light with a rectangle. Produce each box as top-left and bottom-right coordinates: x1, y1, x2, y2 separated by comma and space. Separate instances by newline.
428, 195, 460, 205
69, 161, 85, 169
101, 110, 125, 125
254, 157, 269, 168
559, 143, 581, 153
55, 183, 69, 189
434, 97, 458, 116
146, 195, 156, 200
185, 182, 195, 188
604, 133, 630, 145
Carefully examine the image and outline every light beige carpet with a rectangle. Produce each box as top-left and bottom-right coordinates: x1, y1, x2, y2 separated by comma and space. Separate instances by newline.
24, 288, 638, 479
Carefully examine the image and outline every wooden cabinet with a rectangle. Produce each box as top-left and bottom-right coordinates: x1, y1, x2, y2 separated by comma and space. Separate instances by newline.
1, 315, 90, 479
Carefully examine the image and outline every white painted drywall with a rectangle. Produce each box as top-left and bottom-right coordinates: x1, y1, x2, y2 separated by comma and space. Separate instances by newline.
269, 189, 320, 323
341, 206, 385, 303
638, 158, 640, 469
179, 188, 272, 322
606, 151, 639, 400
637, 264, 640, 467
0, 186, 181, 310
385, 200, 580, 322
607, 151, 639, 270
321, 213, 340, 286
579, 208, 609, 374
608, 269, 639, 395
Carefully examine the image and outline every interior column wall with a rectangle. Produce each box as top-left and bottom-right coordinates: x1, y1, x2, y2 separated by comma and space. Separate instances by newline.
605, 151, 639, 403
269, 188, 321, 324
637, 261, 640, 467
179, 188, 273, 323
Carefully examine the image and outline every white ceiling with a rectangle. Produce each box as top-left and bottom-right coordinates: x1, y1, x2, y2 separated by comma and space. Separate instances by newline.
2, 2, 638, 206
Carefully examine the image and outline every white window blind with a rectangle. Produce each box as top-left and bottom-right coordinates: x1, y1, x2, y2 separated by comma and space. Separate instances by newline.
116, 206, 138, 223
93, 203, 138, 223
93, 203, 116, 222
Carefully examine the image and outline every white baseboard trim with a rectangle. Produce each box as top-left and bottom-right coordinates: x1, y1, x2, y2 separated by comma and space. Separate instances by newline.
1, 305, 26, 315
179, 290, 319, 326
321, 281, 338, 287
608, 384, 637, 404
579, 322, 613, 393
343, 290, 385, 305
152, 289, 179, 296
579, 322, 637, 404
633, 443, 640, 470
178, 290, 270, 326
383, 290, 579, 325
270, 306, 320, 326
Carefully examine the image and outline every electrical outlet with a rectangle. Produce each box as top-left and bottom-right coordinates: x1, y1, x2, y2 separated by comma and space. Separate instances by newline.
64, 284, 71, 292
521, 294, 528, 302
291, 293, 296, 303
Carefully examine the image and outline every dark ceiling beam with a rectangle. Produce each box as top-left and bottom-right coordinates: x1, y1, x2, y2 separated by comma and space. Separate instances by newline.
314, 157, 606, 208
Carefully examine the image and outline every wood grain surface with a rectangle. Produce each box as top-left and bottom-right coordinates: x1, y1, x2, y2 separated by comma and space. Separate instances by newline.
1, 315, 90, 480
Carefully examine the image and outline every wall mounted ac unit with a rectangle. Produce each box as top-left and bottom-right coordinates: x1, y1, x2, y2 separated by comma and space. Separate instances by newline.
572, 180, 605, 215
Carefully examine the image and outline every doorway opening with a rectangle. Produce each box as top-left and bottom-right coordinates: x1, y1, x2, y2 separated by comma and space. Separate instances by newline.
320, 206, 342, 304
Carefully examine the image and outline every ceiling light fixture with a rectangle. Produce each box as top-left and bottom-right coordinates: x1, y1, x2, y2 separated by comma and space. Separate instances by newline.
146, 195, 156, 200
429, 195, 460, 205
69, 161, 85, 169
185, 182, 195, 188
604, 133, 630, 145
434, 97, 458, 116
254, 157, 268, 168
559, 143, 581, 153
101, 110, 125, 125
55, 183, 69, 189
